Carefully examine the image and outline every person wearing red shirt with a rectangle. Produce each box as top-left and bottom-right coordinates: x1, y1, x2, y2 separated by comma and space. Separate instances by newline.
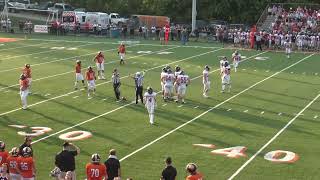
7, 147, 21, 180
0, 141, 9, 175
93, 51, 105, 80
185, 163, 203, 180
19, 74, 29, 110
74, 60, 86, 90
118, 43, 126, 65
86, 153, 107, 180
86, 66, 96, 98
22, 64, 32, 93
17, 147, 36, 180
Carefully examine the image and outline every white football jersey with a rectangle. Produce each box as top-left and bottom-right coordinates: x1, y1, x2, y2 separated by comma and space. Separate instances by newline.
164, 74, 175, 85
232, 53, 241, 62
203, 70, 209, 82
177, 74, 189, 86
144, 92, 156, 105
174, 71, 181, 77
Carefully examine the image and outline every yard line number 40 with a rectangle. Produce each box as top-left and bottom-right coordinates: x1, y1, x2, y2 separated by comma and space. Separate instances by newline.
9, 125, 92, 141
193, 144, 299, 163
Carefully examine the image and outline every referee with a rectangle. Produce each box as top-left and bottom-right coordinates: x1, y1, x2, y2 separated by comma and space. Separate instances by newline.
111, 68, 121, 100
131, 71, 145, 104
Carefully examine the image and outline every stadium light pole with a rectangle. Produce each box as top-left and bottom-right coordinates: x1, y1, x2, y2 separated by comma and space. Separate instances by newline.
191, 0, 197, 32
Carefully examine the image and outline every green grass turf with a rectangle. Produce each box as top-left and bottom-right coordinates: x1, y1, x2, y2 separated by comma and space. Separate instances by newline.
0, 33, 319, 179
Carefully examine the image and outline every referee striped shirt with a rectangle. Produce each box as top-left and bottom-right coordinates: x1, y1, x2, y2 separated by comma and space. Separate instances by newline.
112, 73, 120, 84
134, 75, 144, 87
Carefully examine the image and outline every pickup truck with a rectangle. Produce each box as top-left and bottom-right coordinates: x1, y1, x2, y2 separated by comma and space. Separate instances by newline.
109, 13, 127, 25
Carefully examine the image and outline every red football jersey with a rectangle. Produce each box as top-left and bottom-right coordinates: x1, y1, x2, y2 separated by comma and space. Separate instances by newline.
86, 163, 107, 180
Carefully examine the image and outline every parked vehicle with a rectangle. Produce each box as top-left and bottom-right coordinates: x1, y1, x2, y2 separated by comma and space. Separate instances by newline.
129, 14, 170, 28
48, 3, 73, 14
38, 1, 54, 10
109, 13, 127, 25
62, 11, 109, 32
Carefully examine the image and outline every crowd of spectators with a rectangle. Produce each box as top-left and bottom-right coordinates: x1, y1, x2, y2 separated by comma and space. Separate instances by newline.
270, 5, 319, 34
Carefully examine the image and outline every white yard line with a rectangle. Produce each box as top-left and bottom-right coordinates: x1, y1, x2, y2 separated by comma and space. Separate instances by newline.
1, 46, 212, 116
27, 38, 222, 49
228, 93, 320, 180
0, 43, 92, 61
0, 44, 138, 73
0, 42, 53, 52
118, 53, 314, 162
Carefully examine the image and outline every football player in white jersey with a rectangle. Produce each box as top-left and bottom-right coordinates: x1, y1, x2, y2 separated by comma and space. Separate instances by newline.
221, 62, 231, 93
232, 50, 241, 72
162, 69, 175, 101
175, 71, 190, 103
160, 67, 168, 98
174, 66, 182, 94
284, 40, 292, 59
144, 87, 157, 125
220, 56, 228, 73
203, 65, 210, 98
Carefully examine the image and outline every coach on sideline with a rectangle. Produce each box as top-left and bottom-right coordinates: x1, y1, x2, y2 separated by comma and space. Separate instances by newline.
55, 142, 80, 180
131, 71, 145, 104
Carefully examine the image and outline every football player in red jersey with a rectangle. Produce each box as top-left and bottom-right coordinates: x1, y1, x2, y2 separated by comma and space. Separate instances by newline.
19, 74, 30, 109
74, 60, 86, 90
0, 141, 9, 175
93, 51, 105, 79
186, 163, 203, 180
22, 64, 32, 93
17, 147, 36, 180
7, 147, 20, 180
86, 153, 107, 180
118, 43, 126, 65
86, 66, 96, 98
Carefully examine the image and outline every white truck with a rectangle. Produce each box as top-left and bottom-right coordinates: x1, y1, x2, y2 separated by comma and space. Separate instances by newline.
62, 11, 109, 32
109, 13, 127, 25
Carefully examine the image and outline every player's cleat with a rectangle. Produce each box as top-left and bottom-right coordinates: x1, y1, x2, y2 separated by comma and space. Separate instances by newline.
182, 100, 186, 104
74, 87, 78, 90
175, 100, 179, 103
221, 90, 225, 93
98, 76, 101, 80
203, 93, 209, 98
101, 75, 105, 79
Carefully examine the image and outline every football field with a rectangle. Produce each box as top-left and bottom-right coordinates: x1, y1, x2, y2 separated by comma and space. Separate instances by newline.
0, 34, 319, 179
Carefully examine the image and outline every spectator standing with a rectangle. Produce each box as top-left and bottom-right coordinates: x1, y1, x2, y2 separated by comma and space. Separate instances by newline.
55, 142, 80, 180
19, 137, 33, 156
159, 28, 165, 45
104, 149, 121, 180
160, 157, 177, 180
170, 24, 175, 41
255, 32, 263, 51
